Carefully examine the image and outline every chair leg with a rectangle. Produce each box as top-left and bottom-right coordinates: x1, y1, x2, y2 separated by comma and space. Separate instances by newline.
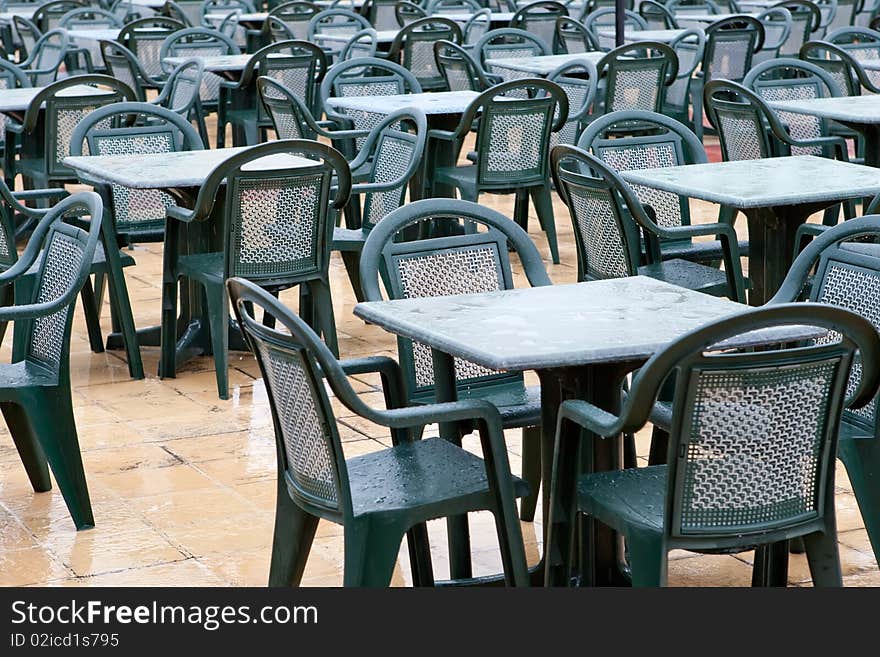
404, 522, 435, 587
839, 437, 880, 564
519, 425, 541, 522
80, 277, 105, 354
648, 426, 670, 466
1, 401, 50, 493
625, 530, 667, 587
268, 476, 319, 587
25, 389, 94, 530
340, 250, 365, 303
803, 526, 843, 587
0, 283, 13, 347
201, 283, 229, 399
513, 188, 529, 232
343, 519, 406, 587
531, 185, 560, 265
308, 279, 339, 358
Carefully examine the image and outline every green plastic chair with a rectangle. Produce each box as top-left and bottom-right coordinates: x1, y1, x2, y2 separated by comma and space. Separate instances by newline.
118, 16, 186, 85
431, 78, 569, 264
554, 16, 600, 53
262, 1, 320, 44
0, 60, 29, 178
547, 302, 880, 586
152, 59, 207, 136
358, 198, 552, 523
18, 29, 69, 86
12, 16, 42, 63
385, 17, 463, 91
434, 40, 500, 92
330, 108, 428, 301
583, 7, 647, 52
768, 215, 880, 567
510, 1, 569, 53
395, 1, 427, 27
338, 28, 379, 61
164, 139, 350, 399
307, 8, 370, 57
547, 59, 598, 147
227, 276, 529, 587
5, 74, 138, 192
476, 28, 550, 83
0, 192, 103, 531
217, 39, 327, 146
362, 0, 400, 31
551, 144, 747, 302
594, 41, 679, 117
639, 0, 680, 29
661, 29, 707, 145
578, 109, 750, 267
33, 0, 88, 33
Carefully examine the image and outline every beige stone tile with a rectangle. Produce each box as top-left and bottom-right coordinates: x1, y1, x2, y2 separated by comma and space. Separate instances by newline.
667, 554, 755, 587
129, 487, 258, 533
92, 463, 217, 498
0, 546, 72, 586
59, 559, 225, 587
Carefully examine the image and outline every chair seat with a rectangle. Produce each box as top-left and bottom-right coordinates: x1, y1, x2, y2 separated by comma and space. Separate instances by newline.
176, 251, 223, 284
577, 464, 667, 534
412, 382, 541, 429
0, 359, 59, 392
435, 164, 542, 193
349, 436, 529, 518
661, 238, 750, 262
637, 258, 731, 297
26, 242, 136, 277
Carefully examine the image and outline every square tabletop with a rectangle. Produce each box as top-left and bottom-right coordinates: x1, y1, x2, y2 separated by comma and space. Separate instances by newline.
354, 277, 818, 371
315, 29, 399, 43
315, 0, 366, 5
485, 52, 606, 75
205, 11, 268, 22
65, 28, 123, 41
677, 11, 760, 21
163, 54, 253, 72
597, 28, 694, 43
64, 147, 316, 190
326, 90, 480, 115
768, 95, 880, 124
0, 7, 39, 20
131, 0, 167, 6
0, 85, 114, 113
437, 11, 515, 21
620, 155, 880, 209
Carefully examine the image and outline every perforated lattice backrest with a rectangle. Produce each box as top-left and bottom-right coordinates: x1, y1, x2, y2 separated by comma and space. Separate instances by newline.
711, 95, 770, 161
256, 51, 317, 122
168, 66, 202, 112
0, 199, 14, 267
550, 76, 591, 146
812, 254, 880, 430
388, 238, 509, 392
515, 11, 563, 51
705, 29, 758, 82
400, 23, 457, 87
606, 58, 666, 112
26, 230, 87, 371
595, 137, 687, 229
255, 337, 340, 509
666, 41, 699, 109
752, 77, 825, 156
46, 91, 120, 176
166, 36, 231, 101
362, 132, 416, 229
227, 168, 330, 281
91, 129, 178, 230
672, 357, 840, 536
476, 95, 556, 185
332, 74, 408, 148
104, 53, 140, 97
129, 31, 171, 78
261, 88, 306, 138
439, 51, 478, 91
780, 11, 812, 56
370, 0, 399, 31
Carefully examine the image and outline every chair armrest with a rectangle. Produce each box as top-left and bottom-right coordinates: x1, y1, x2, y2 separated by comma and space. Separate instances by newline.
166, 206, 197, 223
339, 356, 408, 410
428, 128, 457, 141
5, 118, 24, 134
557, 398, 627, 438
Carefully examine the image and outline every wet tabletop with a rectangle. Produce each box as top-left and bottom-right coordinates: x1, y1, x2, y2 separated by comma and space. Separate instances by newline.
315, 0, 367, 5
485, 52, 605, 75
65, 28, 123, 41
163, 54, 253, 72
768, 95, 880, 124
437, 11, 515, 21
354, 277, 818, 371
0, 85, 115, 113
64, 147, 315, 189
326, 90, 480, 115
597, 28, 693, 43
204, 12, 268, 23
0, 7, 39, 20
316, 29, 400, 43
677, 11, 760, 21
620, 155, 880, 209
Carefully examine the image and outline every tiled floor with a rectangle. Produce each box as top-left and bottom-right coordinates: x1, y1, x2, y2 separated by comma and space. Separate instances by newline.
0, 131, 877, 587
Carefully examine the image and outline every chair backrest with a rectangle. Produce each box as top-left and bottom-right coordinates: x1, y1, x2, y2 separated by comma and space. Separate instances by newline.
265, 1, 319, 40
307, 8, 370, 51
754, 6, 793, 63
160, 27, 240, 101
321, 57, 422, 145
200, 0, 255, 25
33, 0, 87, 32
17, 192, 103, 378
162, 0, 197, 26
476, 27, 551, 81
597, 41, 679, 114
510, 1, 568, 52
825, 25, 880, 88
13, 16, 41, 61
156, 57, 205, 115
463, 8, 491, 46
773, 0, 822, 55
395, 0, 426, 27
387, 16, 462, 90
555, 16, 598, 53
100, 41, 148, 101
583, 7, 647, 51
118, 17, 185, 80
434, 39, 492, 91
22, 74, 137, 178
705, 78, 774, 160
825, 0, 861, 33
547, 58, 598, 145
23, 29, 69, 86
461, 78, 568, 187
665, 28, 706, 113
239, 40, 327, 121
627, 302, 879, 545
363, 0, 400, 30
58, 6, 123, 28
353, 108, 427, 231
744, 57, 839, 155
639, 0, 679, 29
339, 27, 379, 60
702, 16, 765, 82
190, 140, 352, 284
578, 110, 706, 239
799, 38, 861, 93
426, 0, 482, 11
69, 102, 203, 233
358, 198, 551, 398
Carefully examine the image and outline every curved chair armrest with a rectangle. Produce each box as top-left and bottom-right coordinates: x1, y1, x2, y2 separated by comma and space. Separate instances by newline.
166, 206, 197, 223
4, 118, 24, 134
427, 128, 458, 141
557, 398, 634, 439
338, 355, 408, 411
6, 188, 69, 219
649, 220, 740, 247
